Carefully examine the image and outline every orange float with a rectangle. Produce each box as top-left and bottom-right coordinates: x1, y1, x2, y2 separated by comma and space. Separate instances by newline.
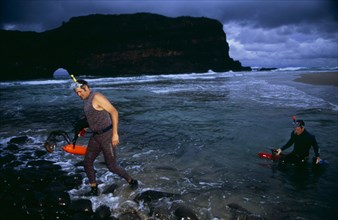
62, 144, 87, 155
258, 152, 282, 161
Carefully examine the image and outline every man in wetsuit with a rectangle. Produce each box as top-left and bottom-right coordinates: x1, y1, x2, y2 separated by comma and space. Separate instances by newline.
276, 119, 321, 166
73, 79, 138, 196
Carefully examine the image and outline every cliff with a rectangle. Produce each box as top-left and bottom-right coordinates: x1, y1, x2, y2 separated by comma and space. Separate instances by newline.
0, 13, 251, 80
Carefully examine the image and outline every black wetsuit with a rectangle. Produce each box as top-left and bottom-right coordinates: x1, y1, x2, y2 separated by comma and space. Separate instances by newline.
83, 91, 131, 184
280, 129, 320, 165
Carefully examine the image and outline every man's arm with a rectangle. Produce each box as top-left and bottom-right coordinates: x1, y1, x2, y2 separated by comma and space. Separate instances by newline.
276, 131, 295, 155
93, 93, 119, 146
281, 131, 295, 151
311, 136, 320, 157
311, 135, 321, 164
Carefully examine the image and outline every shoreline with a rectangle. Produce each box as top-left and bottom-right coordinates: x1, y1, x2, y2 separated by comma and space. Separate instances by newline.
293, 72, 338, 87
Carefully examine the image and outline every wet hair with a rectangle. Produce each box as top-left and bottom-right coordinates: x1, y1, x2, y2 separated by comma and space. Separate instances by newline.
294, 120, 305, 128
77, 79, 88, 87
72, 79, 89, 90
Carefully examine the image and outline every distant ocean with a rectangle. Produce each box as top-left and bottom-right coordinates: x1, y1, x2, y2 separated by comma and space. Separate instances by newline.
1, 67, 337, 219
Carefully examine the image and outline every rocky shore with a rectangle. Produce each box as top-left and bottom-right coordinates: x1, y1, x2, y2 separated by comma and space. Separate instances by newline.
0, 136, 263, 219
0, 136, 196, 219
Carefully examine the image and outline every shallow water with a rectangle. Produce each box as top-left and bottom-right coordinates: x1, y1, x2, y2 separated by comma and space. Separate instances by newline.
1, 70, 337, 219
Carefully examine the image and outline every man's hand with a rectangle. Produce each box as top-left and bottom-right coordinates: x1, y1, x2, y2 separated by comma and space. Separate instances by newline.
315, 157, 321, 164
112, 135, 119, 147
276, 148, 282, 155
78, 128, 87, 137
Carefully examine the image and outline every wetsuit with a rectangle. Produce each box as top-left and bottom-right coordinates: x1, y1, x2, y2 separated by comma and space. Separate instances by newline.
280, 129, 320, 165
83, 91, 131, 184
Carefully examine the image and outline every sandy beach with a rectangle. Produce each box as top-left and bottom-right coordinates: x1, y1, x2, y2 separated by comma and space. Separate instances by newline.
294, 72, 338, 87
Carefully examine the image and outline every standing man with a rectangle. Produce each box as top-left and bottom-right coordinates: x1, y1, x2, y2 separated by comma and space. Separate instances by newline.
73, 79, 138, 196
276, 119, 321, 166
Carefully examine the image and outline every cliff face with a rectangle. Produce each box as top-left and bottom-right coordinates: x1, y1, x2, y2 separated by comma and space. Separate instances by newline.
0, 13, 250, 80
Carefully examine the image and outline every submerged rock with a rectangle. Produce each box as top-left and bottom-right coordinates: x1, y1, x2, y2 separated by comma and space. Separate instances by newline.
227, 203, 251, 214
134, 190, 179, 203
69, 199, 93, 214
118, 211, 142, 220
226, 203, 265, 220
102, 183, 118, 195
9, 136, 29, 144
174, 205, 199, 220
94, 205, 111, 219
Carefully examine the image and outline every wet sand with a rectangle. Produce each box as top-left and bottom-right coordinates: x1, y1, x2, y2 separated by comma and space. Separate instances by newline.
294, 72, 338, 87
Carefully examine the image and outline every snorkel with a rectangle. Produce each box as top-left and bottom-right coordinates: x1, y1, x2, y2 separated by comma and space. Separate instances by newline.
70, 74, 82, 90
70, 74, 89, 92
292, 115, 297, 123
292, 115, 297, 128
292, 115, 304, 128
70, 74, 77, 83
292, 115, 305, 135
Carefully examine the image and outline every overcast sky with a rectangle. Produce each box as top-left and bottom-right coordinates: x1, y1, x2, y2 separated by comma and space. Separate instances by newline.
1, 0, 337, 68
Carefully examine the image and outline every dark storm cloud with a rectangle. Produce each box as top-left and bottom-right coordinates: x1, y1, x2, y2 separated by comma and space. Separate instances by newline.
1, 0, 337, 67
1, 0, 336, 32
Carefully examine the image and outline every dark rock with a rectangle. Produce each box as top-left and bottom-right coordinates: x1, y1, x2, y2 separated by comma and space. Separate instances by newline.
226, 203, 265, 220
173, 205, 199, 220
47, 181, 68, 193
118, 211, 142, 220
254, 67, 278, 71
134, 190, 179, 203
20, 153, 35, 162
6, 160, 24, 168
0, 13, 251, 81
94, 205, 111, 219
75, 160, 85, 167
150, 206, 171, 220
102, 183, 118, 195
35, 149, 48, 157
0, 154, 16, 165
0, 153, 77, 219
72, 212, 94, 220
61, 174, 83, 189
24, 191, 47, 215
26, 159, 55, 167
227, 203, 251, 214
46, 191, 71, 207
5, 143, 19, 151
69, 199, 93, 214
9, 136, 29, 144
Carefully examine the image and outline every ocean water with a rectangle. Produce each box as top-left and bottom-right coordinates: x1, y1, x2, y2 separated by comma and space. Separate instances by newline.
0, 69, 337, 219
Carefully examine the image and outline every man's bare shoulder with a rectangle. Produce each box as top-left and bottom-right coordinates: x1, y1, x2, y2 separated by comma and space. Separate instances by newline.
93, 92, 106, 100
93, 92, 112, 105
